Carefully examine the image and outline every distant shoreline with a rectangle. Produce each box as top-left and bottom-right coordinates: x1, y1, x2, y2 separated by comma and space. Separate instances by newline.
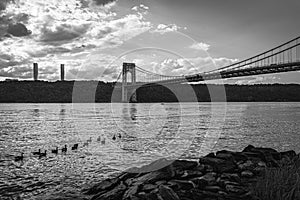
0, 81, 300, 103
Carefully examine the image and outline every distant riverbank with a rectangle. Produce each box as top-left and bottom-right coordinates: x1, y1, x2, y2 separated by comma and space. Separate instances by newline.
0, 81, 300, 103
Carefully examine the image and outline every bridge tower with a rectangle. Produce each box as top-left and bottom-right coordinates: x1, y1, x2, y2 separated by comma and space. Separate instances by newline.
122, 63, 137, 102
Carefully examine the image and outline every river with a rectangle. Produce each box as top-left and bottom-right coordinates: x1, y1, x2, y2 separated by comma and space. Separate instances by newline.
0, 103, 299, 199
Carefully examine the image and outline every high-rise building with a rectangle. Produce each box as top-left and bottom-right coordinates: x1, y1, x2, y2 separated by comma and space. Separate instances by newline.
61, 64, 65, 81
33, 63, 38, 81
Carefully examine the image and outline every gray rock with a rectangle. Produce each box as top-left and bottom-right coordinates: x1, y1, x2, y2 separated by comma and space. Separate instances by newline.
220, 173, 241, 183
191, 172, 216, 188
167, 180, 195, 190
122, 185, 139, 200
158, 185, 180, 200
91, 182, 127, 200
225, 184, 247, 195
180, 170, 203, 179
84, 176, 121, 195
204, 185, 222, 193
142, 184, 157, 191
132, 171, 171, 186
241, 170, 254, 178
199, 157, 237, 173
238, 160, 255, 171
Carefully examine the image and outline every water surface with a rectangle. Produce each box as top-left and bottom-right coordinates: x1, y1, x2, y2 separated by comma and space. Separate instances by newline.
0, 103, 299, 199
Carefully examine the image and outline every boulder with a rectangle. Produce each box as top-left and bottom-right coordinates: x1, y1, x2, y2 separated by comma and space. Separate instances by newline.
199, 157, 237, 173
238, 160, 255, 171
180, 170, 203, 179
136, 192, 162, 200
158, 185, 180, 200
168, 160, 199, 171
142, 184, 157, 192
122, 185, 139, 200
215, 151, 235, 161
242, 145, 255, 152
167, 180, 195, 190
280, 150, 297, 160
91, 182, 127, 200
132, 171, 172, 186
225, 184, 247, 195
204, 185, 222, 193
84, 176, 121, 195
191, 172, 216, 188
220, 173, 241, 183
241, 170, 254, 178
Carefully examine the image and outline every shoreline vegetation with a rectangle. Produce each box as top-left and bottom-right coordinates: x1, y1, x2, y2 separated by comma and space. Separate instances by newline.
0, 81, 300, 103
39, 145, 300, 200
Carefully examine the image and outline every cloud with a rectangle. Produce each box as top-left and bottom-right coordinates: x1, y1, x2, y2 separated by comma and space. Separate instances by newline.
93, 0, 117, 6
190, 42, 210, 51
0, 64, 32, 79
7, 23, 32, 37
138, 56, 239, 77
0, 0, 155, 80
39, 23, 90, 43
153, 24, 179, 34
132, 4, 149, 12
0, 0, 13, 11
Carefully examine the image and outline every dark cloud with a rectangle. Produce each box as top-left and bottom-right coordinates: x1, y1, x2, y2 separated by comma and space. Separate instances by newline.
39, 23, 90, 44
7, 23, 31, 37
93, 0, 116, 6
0, 0, 31, 39
0, 0, 13, 11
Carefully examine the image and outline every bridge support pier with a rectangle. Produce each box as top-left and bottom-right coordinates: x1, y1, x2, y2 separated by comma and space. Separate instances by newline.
122, 63, 137, 102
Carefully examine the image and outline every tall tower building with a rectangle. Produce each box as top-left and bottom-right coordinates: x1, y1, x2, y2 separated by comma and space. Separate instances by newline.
61, 64, 65, 81
33, 63, 38, 81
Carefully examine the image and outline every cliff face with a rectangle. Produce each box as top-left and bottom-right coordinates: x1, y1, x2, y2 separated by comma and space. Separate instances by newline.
0, 81, 299, 103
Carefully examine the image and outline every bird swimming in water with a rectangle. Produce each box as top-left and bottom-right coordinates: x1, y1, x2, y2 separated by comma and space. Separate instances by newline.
101, 137, 106, 144
14, 153, 24, 162
51, 147, 58, 154
39, 150, 47, 158
62, 145, 67, 153
83, 141, 89, 147
112, 135, 116, 140
118, 133, 122, 139
87, 137, 92, 143
97, 136, 101, 142
32, 149, 41, 156
71, 144, 78, 150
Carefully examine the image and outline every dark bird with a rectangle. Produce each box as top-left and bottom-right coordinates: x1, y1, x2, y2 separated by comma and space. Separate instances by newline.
87, 137, 92, 143
83, 141, 89, 147
32, 149, 41, 156
97, 136, 101, 142
62, 145, 67, 153
101, 138, 106, 145
14, 153, 24, 162
118, 133, 122, 139
51, 147, 58, 154
112, 135, 116, 140
39, 150, 47, 158
71, 144, 78, 150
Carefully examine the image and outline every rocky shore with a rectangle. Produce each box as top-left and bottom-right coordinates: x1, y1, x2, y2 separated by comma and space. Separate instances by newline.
44, 145, 299, 200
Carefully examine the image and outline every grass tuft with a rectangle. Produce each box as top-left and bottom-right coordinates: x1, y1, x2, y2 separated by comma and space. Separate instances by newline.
252, 156, 300, 200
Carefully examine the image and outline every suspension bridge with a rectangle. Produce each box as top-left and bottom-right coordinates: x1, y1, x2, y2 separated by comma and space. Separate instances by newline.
114, 36, 300, 102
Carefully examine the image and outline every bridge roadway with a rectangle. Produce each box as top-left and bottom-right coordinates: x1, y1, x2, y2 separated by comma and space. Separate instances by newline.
116, 61, 300, 89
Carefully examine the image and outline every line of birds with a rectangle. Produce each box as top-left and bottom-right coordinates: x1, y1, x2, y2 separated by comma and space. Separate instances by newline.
14, 134, 122, 162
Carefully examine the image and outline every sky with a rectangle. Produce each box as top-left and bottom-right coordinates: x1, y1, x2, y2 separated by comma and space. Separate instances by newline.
0, 0, 299, 83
